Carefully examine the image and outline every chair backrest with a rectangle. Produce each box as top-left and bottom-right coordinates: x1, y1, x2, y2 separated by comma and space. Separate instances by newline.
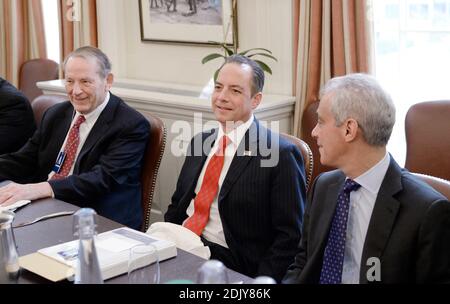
301, 100, 335, 182
140, 112, 166, 232
412, 172, 450, 200
405, 100, 450, 181
31, 94, 68, 128
281, 133, 314, 192
19, 59, 59, 103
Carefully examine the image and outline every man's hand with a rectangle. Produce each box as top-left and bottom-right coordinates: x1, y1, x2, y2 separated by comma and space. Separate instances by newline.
0, 182, 53, 206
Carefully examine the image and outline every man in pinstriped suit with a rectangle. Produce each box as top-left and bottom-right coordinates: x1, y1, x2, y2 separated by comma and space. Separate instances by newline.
165, 55, 307, 282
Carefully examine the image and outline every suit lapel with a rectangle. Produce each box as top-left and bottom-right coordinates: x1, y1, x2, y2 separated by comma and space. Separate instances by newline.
218, 120, 259, 203
187, 130, 217, 198
73, 93, 118, 173
359, 156, 402, 283
178, 129, 218, 213
49, 104, 73, 160
313, 176, 345, 254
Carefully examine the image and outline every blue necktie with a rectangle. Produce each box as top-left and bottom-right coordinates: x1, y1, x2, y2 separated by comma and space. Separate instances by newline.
319, 179, 361, 284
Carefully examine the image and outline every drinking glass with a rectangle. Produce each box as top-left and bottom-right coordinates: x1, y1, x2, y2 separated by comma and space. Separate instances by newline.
196, 260, 229, 284
128, 244, 160, 284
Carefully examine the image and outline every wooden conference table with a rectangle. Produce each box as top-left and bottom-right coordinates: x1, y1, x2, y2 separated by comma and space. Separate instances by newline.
2, 189, 251, 284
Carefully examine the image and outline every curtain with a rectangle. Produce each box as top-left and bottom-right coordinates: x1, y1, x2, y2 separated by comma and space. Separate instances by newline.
293, 0, 373, 138
58, 0, 98, 64
0, 0, 47, 86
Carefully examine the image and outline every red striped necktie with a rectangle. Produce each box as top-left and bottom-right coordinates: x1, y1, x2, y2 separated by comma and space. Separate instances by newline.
184, 135, 230, 235
51, 115, 86, 180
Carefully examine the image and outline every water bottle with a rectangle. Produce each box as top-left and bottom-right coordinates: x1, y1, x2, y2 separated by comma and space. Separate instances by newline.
0, 210, 20, 283
73, 208, 103, 284
197, 259, 229, 284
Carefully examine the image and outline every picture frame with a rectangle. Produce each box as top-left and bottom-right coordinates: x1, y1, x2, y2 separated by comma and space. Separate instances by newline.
139, 0, 237, 47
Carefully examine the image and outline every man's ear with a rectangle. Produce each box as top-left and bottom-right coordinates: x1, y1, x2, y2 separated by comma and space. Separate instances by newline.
344, 118, 359, 142
251, 92, 262, 109
105, 73, 114, 91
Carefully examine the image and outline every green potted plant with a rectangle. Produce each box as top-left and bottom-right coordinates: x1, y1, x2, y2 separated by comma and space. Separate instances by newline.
201, 0, 277, 81
202, 44, 277, 81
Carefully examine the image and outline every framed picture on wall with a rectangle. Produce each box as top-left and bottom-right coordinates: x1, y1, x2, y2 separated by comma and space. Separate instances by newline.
139, 0, 237, 47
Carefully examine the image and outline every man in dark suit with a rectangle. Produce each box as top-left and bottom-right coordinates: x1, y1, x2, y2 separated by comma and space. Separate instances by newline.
0, 47, 149, 230
283, 74, 450, 284
0, 77, 36, 154
165, 55, 306, 282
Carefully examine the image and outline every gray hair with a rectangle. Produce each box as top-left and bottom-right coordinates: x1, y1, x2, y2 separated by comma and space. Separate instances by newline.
63, 46, 112, 79
321, 73, 396, 146
223, 54, 265, 96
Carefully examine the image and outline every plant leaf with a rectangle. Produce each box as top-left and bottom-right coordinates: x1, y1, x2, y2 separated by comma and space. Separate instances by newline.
222, 44, 235, 56
254, 60, 273, 75
247, 53, 278, 61
238, 48, 273, 56
213, 69, 220, 82
213, 63, 225, 82
202, 53, 225, 64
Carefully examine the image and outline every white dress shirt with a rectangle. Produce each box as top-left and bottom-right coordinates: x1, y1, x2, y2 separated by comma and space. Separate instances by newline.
184, 115, 255, 248
341, 152, 390, 284
48, 92, 110, 179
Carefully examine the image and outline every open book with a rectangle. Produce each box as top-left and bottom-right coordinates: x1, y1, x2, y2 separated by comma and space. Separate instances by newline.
19, 227, 177, 282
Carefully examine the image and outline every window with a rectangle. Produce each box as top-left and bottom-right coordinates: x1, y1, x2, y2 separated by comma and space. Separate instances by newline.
42, 0, 60, 64
373, 0, 450, 166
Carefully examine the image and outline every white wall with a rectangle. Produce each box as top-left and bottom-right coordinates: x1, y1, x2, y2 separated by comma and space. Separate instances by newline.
97, 0, 294, 96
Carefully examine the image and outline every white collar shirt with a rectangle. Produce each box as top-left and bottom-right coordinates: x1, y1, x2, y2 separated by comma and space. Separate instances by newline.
341, 152, 390, 284
184, 115, 255, 248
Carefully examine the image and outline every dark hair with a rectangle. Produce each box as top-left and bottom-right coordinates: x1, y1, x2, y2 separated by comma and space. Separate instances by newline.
224, 55, 265, 96
63, 46, 112, 79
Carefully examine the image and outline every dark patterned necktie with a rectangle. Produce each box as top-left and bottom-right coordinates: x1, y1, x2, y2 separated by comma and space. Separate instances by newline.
319, 179, 361, 284
51, 115, 86, 180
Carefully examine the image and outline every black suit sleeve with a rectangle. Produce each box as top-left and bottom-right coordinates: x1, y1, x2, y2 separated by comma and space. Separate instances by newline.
0, 81, 36, 154
416, 198, 450, 283
165, 162, 189, 224
0, 115, 43, 183
48, 117, 149, 203
165, 134, 201, 224
256, 143, 306, 282
165, 160, 190, 224
282, 175, 320, 284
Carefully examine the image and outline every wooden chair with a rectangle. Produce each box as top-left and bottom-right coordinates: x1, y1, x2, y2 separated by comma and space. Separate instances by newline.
412, 172, 450, 200
301, 100, 335, 182
281, 133, 314, 192
405, 100, 450, 181
19, 59, 59, 103
31, 94, 68, 128
140, 112, 166, 232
